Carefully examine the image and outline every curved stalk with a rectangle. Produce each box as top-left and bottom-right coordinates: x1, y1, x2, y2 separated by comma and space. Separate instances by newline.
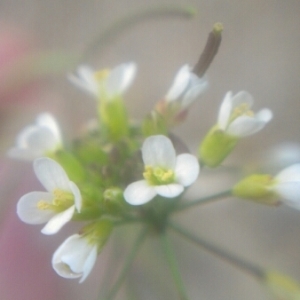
175, 189, 232, 212
169, 221, 265, 280
79, 5, 197, 63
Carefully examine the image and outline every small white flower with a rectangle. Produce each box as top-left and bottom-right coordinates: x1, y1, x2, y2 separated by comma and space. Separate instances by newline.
68, 62, 137, 99
52, 234, 97, 283
271, 164, 300, 209
165, 64, 208, 108
124, 135, 200, 205
217, 91, 273, 137
17, 157, 82, 235
8, 113, 62, 160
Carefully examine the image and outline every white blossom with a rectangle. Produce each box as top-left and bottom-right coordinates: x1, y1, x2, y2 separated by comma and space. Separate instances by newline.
271, 164, 300, 209
124, 135, 199, 205
17, 157, 82, 235
8, 113, 62, 160
217, 91, 273, 137
52, 234, 97, 283
165, 64, 208, 108
68, 62, 136, 99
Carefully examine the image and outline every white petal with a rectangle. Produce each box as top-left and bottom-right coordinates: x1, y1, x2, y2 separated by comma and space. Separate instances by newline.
34, 158, 71, 192
12, 126, 58, 156
79, 246, 98, 283
142, 135, 176, 169
154, 184, 184, 198
255, 108, 273, 123
106, 62, 136, 97
218, 91, 233, 130
227, 115, 268, 137
26, 127, 59, 152
8, 147, 40, 161
68, 65, 98, 96
272, 182, 300, 208
175, 154, 200, 186
275, 164, 300, 183
17, 191, 55, 224
124, 180, 157, 205
41, 205, 75, 235
52, 234, 90, 279
165, 65, 191, 101
231, 91, 254, 108
69, 181, 82, 212
36, 113, 62, 145
181, 76, 208, 108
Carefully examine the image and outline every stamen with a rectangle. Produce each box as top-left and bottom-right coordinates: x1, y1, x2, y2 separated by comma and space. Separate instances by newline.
229, 103, 254, 123
37, 200, 52, 210
143, 165, 175, 185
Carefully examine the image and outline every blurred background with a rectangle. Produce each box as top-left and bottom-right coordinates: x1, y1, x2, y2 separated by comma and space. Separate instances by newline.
0, 0, 299, 299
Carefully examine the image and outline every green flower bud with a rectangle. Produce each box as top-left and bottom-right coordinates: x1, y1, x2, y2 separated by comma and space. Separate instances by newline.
232, 174, 278, 205
99, 96, 129, 141
142, 111, 168, 137
103, 187, 126, 214
264, 271, 300, 300
199, 127, 238, 167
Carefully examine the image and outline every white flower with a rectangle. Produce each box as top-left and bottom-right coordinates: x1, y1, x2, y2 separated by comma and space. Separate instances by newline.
165, 64, 208, 108
52, 234, 97, 283
68, 62, 137, 99
8, 113, 62, 160
17, 157, 82, 235
271, 164, 300, 209
217, 91, 273, 137
124, 135, 200, 205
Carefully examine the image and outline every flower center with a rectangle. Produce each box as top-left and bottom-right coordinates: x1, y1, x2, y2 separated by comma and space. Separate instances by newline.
93, 69, 110, 83
37, 189, 74, 212
143, 165, 175, 185
229, 103, 254, 124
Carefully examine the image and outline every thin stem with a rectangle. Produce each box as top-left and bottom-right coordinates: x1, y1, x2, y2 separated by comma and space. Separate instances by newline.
169, 222, 265, 280
160, 231, 190, 300
79, 5, 196, 63
103, 227, 148, 300
175, 189, 232, 212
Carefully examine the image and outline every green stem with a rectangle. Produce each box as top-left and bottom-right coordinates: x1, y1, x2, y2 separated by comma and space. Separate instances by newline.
175, 189, 232, 212
80, 5, 197, 63
104, 227, 148, 300
160, 231, 190, 300
169, 222, 265, 280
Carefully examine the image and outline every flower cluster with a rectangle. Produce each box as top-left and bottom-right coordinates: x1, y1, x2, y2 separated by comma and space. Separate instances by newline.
9, 23, 300, 300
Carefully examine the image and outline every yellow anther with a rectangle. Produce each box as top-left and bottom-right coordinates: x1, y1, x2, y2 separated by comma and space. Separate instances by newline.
143, 165, 175, 185
230, 103, 254, 123
94, 69, 110, 82
37, 200, 52, 210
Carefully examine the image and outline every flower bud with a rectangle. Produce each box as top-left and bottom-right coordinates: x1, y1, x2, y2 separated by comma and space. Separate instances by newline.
232, 174, 279, 205
264, 271, 300, 300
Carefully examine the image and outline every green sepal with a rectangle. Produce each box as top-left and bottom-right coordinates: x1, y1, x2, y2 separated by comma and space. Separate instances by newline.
49, 149, 86, 182
72, 207, 102, 221
81, 219, 114, 252
199, 126, 238, 167
142, 111, 168, 137
232, 174, 278, 205
99, 96, 129, 141
73, 136, 109, 165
